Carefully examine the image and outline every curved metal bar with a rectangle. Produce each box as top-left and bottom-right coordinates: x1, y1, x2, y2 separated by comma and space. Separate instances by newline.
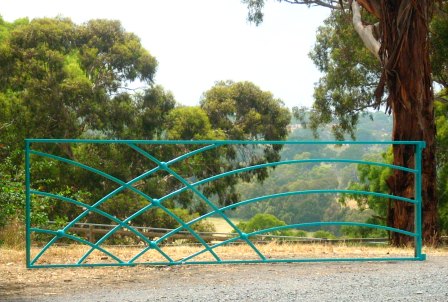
181, 236, 243, 263
128, 143, 264, 260
30, 150, 217, 262
30, 228, 124, 264
160, 167, 265, 260
164, 143, 219, 165
129, 243, 172, 264
157, 189, 415, 246
30, 235, 60, 265
30, 150, 160, 231
248, 222, 416, 238
30, 190, 171, 262
32, 190, 150, 238
124, 143, 222, 261
78, 196, 219, 263
180, 221, 416, 263
161, 159, 416, 203
192, 159, 416, 187
227, 189, 416, 207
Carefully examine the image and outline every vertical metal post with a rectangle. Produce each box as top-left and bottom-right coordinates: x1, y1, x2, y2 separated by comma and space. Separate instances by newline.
25, 140, 31, 268
89, 224, 94, 242
414, 142, 425, 260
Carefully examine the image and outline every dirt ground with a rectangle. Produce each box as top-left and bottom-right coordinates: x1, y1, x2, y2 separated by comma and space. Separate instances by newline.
1, 245, 448, 301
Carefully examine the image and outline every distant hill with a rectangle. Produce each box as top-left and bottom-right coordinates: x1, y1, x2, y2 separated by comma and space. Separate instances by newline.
231, 112, 393, 235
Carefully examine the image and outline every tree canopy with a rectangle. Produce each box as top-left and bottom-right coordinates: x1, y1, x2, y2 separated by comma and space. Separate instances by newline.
0, 17, 291, 230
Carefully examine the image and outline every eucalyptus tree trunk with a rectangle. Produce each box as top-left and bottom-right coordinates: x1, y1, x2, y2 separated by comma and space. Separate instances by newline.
374, 0, 439, 245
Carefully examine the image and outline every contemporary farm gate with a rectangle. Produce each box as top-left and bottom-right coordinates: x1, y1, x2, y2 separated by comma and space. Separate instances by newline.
25, 139, 426, 268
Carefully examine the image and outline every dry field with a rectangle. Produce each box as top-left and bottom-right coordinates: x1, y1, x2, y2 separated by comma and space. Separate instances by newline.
20, 242, 432, 265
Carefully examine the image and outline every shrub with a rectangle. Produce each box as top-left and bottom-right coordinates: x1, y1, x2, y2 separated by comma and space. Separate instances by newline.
313, 230, 336, 239
236, 213, 292, 236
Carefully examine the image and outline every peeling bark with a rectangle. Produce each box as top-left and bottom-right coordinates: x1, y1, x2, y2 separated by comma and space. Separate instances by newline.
377, 0, 439, 245
356, 0, 382, 17
352, 1, 381, 60
351, 0, 439, 245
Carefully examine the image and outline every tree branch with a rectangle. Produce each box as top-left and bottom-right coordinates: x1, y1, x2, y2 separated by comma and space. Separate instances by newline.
435, 96, 448, 104
280, 0, 342, 9
352, 0, 381, 60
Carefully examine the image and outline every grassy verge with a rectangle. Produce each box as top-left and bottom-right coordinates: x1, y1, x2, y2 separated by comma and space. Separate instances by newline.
3, 242, 447, 266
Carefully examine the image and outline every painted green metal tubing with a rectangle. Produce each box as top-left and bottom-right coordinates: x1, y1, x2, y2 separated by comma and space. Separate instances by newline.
176, 221, 416, 264
25, 138, 426, 146
158, 188, 417, 247
414, 143, 424, 259
29, 190, 175, 264
30, 149, 219, 262
26, 256, 422, 269
25, 139, 426, 268
248, 222, 417, 238
30, 228, 124, 264
127, 143, 253, 261
25, 141, 31, 268
161, 159, 417, 203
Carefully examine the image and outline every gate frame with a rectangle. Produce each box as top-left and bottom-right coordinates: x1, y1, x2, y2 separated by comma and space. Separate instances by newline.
25, 139, 426, 268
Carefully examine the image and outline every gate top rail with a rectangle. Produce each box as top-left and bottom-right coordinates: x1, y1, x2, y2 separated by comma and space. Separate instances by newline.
25, 138, 426, 146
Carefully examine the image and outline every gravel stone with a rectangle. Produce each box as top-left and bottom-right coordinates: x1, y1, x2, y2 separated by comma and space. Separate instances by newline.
3, 256, 448, 302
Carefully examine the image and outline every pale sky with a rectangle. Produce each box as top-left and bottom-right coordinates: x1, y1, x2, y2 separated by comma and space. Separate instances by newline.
0, 0, 330, 108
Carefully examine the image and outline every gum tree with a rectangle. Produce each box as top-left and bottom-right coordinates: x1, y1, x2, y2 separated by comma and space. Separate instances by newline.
243, 0, 438, 245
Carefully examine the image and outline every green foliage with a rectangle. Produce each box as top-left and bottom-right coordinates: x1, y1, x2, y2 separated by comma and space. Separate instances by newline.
430, 6, 448, 88
0, 171, 24, 228
0, 155, 56, 229
341, 223, 387, 239
166, 107, 224, 140
198, 80, 291, 205
436, 98, 448, 234
306, 10, 381, 140
295, 230, 308, 237
0, 16, 292, 234
0, 17, 159, 154
341, 149, 393, 218
236, 213, 292, 236
201, 80, 291, 171
146, 208, 216, 233
201, 81, 290, 142
295, 4, 448, 140
313, 230, 335, 239
232, 114, 393, 235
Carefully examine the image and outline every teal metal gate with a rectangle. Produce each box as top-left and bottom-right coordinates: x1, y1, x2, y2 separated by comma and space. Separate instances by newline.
25, 139, 426, 268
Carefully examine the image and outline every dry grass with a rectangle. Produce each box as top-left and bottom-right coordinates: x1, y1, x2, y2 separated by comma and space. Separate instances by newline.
3, 242, 446, 266
0, 219, 25, 249
204, 217, 243, 233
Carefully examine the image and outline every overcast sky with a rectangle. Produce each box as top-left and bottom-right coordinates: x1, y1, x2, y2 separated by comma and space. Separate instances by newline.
0, 0, 330, 108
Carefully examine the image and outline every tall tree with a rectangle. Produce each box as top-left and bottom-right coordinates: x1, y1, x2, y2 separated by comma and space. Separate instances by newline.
243, 0, 439, 245
0, 17, 158, 151
0, 17, 292, 226
200, 80, 291, 205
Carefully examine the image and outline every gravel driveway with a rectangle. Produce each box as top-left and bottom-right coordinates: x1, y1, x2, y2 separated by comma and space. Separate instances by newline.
3, 256, 448, 302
